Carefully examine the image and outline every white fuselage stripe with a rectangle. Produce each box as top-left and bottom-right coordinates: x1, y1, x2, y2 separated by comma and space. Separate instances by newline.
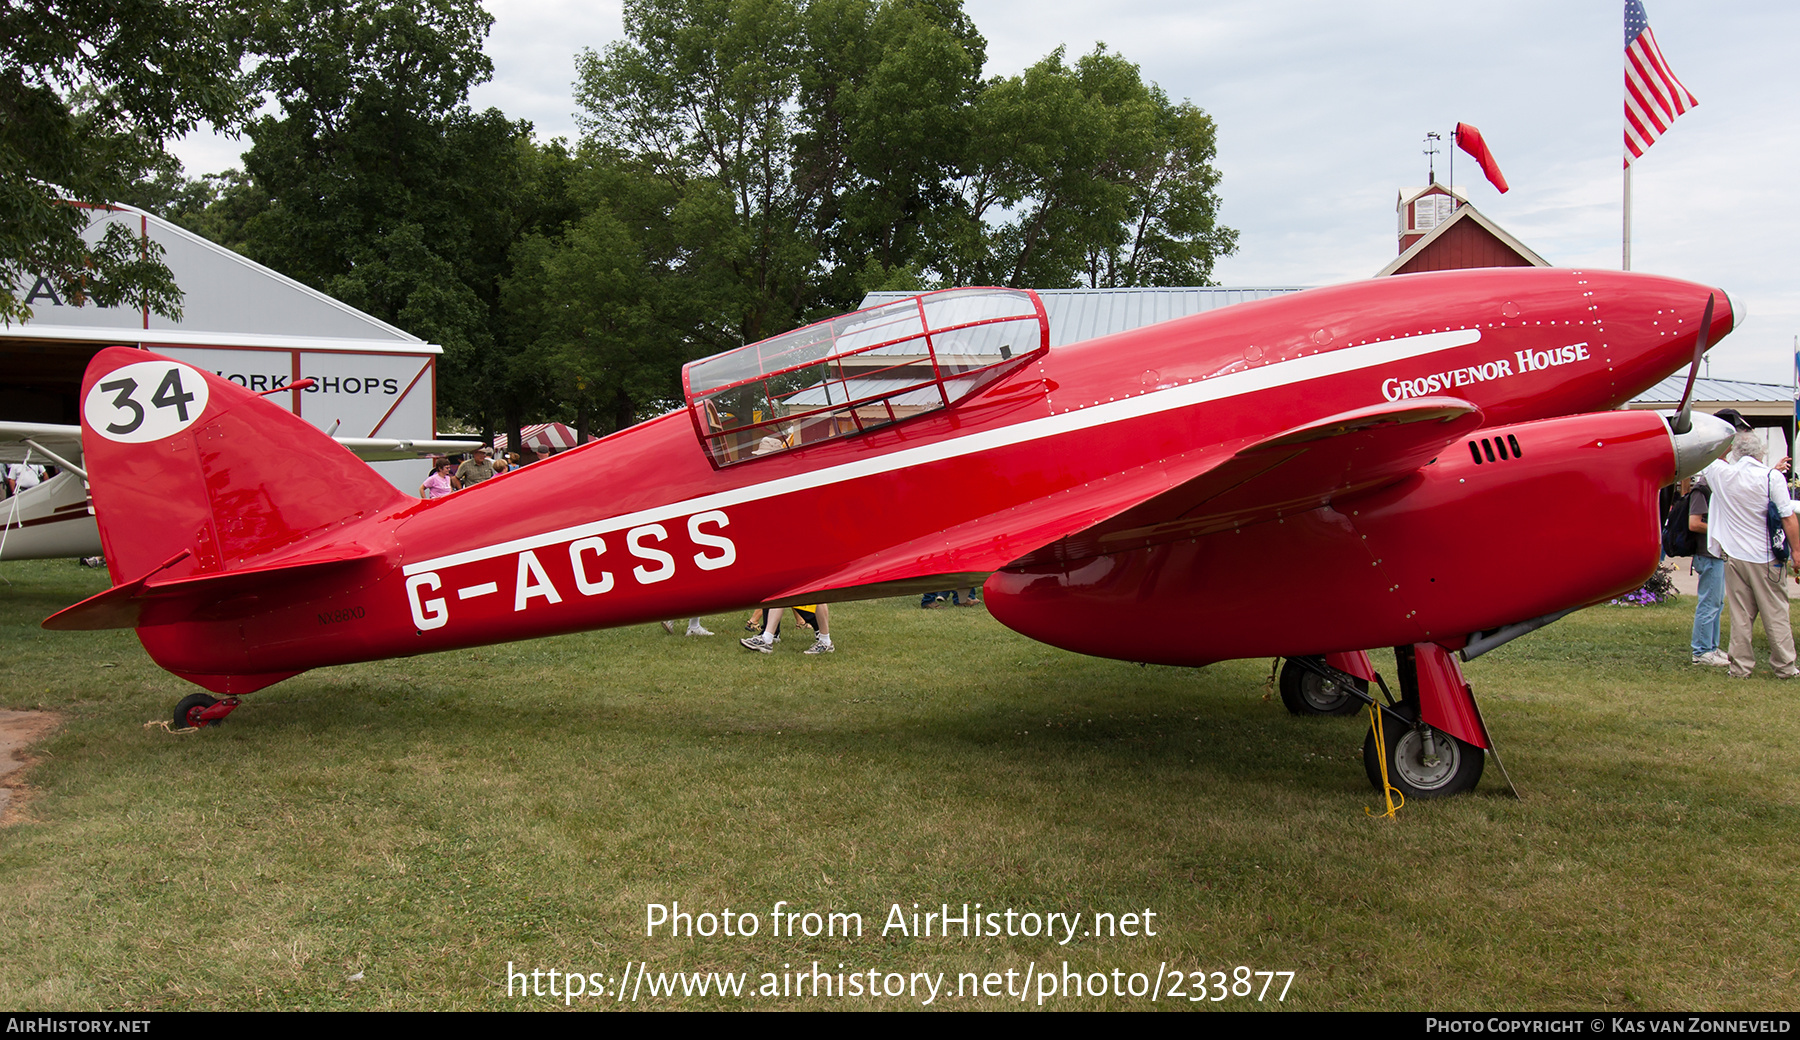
402, 328, 1482, 575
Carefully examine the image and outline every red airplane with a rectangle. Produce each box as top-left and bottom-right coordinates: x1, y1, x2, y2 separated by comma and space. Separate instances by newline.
44, 267, 1738, 800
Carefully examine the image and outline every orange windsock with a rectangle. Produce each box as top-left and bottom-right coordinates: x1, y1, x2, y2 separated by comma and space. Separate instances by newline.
1455, 123, 1509, 194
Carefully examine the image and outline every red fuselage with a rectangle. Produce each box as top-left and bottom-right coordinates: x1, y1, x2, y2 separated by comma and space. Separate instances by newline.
73, 268, 1729, 692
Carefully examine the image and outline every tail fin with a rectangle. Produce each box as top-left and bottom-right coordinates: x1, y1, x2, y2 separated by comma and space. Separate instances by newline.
79, 347, 409, 586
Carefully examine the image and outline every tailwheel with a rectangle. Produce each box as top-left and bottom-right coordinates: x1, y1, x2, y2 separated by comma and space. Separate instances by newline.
174, 694, 217, 729
1278, 657, 1366, 717
172, 693, 240, 729
1362, 701, 1484, 799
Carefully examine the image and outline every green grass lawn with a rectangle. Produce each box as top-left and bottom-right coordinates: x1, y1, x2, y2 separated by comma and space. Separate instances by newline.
0, 559, 1795, 1010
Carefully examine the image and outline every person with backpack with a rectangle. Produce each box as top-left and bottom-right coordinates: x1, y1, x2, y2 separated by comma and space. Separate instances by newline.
1700, 430, 1800, 678
1683, 476, 1728, 666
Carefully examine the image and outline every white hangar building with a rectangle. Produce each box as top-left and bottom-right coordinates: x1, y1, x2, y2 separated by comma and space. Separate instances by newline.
4, 203, 451, 489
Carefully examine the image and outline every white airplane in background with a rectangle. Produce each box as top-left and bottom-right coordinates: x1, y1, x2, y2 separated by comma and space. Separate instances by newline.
0, 414, 479, 561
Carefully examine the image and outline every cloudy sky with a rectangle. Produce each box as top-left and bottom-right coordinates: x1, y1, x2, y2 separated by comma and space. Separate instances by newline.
174, 0, 1800, 382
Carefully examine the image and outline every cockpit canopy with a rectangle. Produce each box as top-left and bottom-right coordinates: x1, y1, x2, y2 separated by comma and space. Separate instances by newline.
682, 287, 1048, 467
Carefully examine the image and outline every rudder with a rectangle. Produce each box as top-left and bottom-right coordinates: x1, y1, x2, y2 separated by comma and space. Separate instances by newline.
80, 347, 409, 585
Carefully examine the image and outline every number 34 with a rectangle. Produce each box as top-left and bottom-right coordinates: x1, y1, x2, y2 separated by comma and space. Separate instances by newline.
83, 361, 211, 444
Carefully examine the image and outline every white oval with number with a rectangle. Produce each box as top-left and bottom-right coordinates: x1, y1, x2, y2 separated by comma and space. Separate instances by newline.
83, 361, 211, 443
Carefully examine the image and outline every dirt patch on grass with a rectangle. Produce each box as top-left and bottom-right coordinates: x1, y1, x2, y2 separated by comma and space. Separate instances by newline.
0, 710, 60, 825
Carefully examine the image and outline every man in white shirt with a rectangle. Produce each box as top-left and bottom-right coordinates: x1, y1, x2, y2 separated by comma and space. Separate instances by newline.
1701, 431, 1800, 678
5, 462, 43, 497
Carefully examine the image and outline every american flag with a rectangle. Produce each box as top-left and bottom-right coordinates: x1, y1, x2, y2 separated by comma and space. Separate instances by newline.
1624, 0, 1697, 167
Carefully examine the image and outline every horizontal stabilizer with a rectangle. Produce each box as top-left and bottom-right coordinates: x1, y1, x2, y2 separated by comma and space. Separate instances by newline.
43, 542, 381, 631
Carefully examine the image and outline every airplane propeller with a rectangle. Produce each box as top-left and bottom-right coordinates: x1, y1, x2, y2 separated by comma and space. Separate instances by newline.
1670, 293, 1714, 435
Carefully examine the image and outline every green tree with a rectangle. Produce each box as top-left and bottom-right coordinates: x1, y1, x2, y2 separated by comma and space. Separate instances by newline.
577, 0, 819, 346
1077, 61, 1237, 287
496, 149, 664, 437
545, 0, 1235, 430
576, 3, 1234, 318
1, 0, 255, 324
575, 0, 992, 335
216, 0, 560, 444
940, 46, 1235, 289
802, 0, 985, 307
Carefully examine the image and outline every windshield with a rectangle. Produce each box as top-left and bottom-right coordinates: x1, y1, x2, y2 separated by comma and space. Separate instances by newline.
683, 288, 1047, 467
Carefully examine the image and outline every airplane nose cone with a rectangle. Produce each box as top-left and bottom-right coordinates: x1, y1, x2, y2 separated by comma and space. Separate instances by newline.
1671, 412, 1735, 481
1721, 288, 1745, 332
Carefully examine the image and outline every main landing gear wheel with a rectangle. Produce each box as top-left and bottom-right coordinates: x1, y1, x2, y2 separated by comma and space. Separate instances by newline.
1278, 658, 1366, 717
173, 693, 220, 729
1362, 702, 1483, 799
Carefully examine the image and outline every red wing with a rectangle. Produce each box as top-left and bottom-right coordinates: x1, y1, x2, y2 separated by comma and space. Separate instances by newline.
1007, 397, 1483, 568
770, 397, 1483, 601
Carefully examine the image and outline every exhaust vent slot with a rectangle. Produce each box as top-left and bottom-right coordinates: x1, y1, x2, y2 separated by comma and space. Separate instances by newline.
1467, 436, 1526, 466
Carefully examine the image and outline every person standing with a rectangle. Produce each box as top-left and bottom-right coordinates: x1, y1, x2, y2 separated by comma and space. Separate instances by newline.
5, 461, 43, 497
419, 458, 456, 500
741, 604, 833, 654
1686, 475, 1727, 666
1701, 432, 1800, 678
454, 447, 497, 490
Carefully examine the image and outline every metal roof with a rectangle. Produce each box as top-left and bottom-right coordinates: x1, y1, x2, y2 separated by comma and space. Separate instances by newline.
10, 203, 436, 353
860, 287, 1304, 348
1629, 375, 1795, 407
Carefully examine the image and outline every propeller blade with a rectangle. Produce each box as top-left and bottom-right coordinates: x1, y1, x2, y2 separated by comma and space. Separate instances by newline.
1672, 293, 1714, 435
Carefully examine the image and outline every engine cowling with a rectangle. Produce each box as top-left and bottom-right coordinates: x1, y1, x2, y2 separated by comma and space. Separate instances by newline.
985, 409, 1690, 667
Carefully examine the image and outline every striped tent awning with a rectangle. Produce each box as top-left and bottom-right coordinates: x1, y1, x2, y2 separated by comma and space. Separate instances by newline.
493, 423, 592, 453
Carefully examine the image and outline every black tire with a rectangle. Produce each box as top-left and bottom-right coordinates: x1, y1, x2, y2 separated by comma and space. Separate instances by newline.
173, 693, 219, 729
1278, 657, 1366, 717
1362, 702, 1483, 798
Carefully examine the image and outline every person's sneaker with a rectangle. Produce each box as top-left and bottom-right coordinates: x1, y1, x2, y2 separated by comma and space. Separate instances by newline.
1694, 650, 1729, 667
740, 635, 774, 653
803, 637, 835, 655
687, 622, 714, 636
661, 620, 676, 634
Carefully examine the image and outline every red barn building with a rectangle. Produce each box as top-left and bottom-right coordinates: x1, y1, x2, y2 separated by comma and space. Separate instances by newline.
1379, 181, 1547, 276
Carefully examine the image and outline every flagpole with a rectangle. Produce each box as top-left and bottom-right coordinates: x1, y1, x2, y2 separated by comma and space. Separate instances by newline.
1622, 164, 1632, 271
